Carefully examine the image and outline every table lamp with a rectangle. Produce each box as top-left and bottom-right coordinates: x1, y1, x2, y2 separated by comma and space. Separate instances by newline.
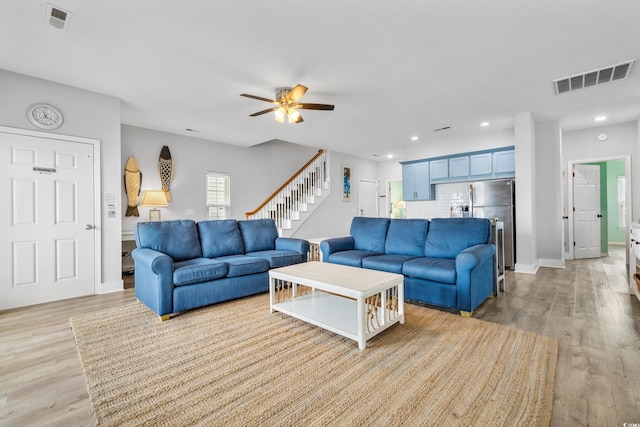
140, 190, 168, 221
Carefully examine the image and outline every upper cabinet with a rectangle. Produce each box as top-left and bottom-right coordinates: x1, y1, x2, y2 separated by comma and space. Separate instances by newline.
493, 149, 515, 175
405, 146, 515, 187
469, 153, 493, 177
449, 156, 469, 178
402, 162, 432, 201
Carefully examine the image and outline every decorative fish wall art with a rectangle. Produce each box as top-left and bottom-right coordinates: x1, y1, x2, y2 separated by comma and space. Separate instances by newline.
124, 156, 142, 216
158, 146, 174, 202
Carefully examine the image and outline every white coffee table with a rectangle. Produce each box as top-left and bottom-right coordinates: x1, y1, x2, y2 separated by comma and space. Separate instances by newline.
269, 261, 404, 349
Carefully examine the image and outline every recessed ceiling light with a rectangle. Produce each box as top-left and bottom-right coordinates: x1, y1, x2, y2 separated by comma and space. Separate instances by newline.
480, 122, 490, 127
594, 116, 607, 122
411, 136, 419, 141
386, 154, 394, 159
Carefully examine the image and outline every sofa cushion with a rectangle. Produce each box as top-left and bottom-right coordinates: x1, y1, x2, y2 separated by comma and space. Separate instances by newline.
173, 258, 228, 286
135, 219, 202, 262
362, 254, 419, 274
198, 220, 245, 258
402, 257, 457, 284
385, 219, 429, 256
246, 250, 303, 268
326, 250, 380, 268
424, 218, 491, 259
350, 217, 390, 252
238, 219, 279, 253
212, 255, 269, 277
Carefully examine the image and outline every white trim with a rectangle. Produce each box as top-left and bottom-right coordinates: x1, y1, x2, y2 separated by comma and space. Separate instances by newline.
99, 279, 124, 294
565, 155, 632, 261
538, 258, 565, 269
0, 125, 102, 296
515, 262, 539, 274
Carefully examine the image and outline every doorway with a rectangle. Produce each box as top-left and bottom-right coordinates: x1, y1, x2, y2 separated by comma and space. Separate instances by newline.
358, 179, 378, 217
0, 127, 101, 310
567, 156, 631, 267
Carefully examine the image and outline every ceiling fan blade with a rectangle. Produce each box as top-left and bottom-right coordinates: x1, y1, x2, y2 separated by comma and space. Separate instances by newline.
250, 107, 279, 117
296, 103, 335, 111
287, 85, 308, 103
240, 93, 277, 103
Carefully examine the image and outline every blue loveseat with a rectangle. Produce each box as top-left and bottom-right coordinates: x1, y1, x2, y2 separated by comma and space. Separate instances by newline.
132, 218, 309, 320
320, 217, 495, 316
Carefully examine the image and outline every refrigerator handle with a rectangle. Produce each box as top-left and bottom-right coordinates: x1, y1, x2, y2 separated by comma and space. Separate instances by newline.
468, 184, 473, 215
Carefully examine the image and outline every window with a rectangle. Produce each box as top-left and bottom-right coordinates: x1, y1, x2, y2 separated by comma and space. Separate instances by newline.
617, 175, 626, 229
206, 172, 230, 220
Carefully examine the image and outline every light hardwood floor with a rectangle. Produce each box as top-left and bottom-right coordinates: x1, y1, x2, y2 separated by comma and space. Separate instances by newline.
1, 247, 639, 426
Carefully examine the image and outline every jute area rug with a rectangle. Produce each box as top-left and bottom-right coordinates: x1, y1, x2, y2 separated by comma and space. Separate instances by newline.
71, 294, 557, 427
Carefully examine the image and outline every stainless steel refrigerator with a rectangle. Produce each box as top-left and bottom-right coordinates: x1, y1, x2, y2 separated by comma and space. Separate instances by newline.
469, 179, 516, 269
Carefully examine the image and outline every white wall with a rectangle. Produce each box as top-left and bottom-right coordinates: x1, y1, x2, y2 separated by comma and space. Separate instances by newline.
0, 69, 122, 290
562, 121, 638, 226
121, 126, 378, 239
535, 120, 564, 267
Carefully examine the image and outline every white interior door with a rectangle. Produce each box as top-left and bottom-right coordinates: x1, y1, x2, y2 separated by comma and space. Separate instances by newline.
573, 164, 601, 259
359, 179, 378, 217
0, 131, 96, 310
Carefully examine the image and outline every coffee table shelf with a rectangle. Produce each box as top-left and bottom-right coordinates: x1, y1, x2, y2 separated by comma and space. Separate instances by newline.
269, 262, 404, 349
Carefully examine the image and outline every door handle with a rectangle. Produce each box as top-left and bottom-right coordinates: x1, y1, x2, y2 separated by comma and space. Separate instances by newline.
597, 214, 603, 218
85, 224, 95, 230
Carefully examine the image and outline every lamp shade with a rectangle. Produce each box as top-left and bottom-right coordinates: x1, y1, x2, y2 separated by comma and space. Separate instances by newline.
140, 190, 168, 207
396, 201, 406, 209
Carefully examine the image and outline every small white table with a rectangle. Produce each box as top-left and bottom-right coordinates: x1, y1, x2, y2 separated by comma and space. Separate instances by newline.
269, 262, 404, 349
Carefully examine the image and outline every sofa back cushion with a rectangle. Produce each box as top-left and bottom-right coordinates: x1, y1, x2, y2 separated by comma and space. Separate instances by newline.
350, 217, 390, 253
385, 219, 429, 256
424, 218, 491, 259
238, 219, 279, 253
135, 219, 202, 262
198, 220, 245, 258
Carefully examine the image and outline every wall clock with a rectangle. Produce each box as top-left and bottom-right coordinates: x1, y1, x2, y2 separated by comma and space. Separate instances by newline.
27, 103, 64, 130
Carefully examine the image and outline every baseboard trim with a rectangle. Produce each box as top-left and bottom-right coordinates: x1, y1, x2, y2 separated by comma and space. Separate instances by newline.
99, 279, 124, 294
515, 263, 539, 275
538, 258, 565, 269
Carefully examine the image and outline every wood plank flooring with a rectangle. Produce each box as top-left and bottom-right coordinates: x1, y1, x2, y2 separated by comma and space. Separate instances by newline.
1, 246, 639, 426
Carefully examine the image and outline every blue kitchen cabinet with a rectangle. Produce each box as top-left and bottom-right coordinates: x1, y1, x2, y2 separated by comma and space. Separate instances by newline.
402, 162, 432, 200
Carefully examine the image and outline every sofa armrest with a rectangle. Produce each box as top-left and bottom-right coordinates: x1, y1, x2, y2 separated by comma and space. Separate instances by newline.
275, 237, 311, 261
131, 248, 175, 316
320, 236, 355, 261
455, 243, 496, 312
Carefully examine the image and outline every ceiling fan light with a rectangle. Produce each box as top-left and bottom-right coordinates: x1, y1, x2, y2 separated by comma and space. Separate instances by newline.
274, 107, 286, 123
288, 108, 300, 123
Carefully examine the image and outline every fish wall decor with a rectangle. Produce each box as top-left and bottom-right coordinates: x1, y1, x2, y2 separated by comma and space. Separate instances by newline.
124, 156, 142, 216
158, 146, 174, 202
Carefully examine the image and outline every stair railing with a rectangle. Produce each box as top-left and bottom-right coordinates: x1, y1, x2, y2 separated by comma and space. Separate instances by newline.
245, 149, 326, 231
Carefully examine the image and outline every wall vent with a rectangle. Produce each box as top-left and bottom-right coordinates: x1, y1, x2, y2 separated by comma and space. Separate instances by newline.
553, 60, 635, 94
46, 3, 72, 31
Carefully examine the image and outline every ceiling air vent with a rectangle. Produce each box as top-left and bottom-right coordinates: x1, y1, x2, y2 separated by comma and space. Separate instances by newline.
46, 3, 72, 31
553, 60, 635, 94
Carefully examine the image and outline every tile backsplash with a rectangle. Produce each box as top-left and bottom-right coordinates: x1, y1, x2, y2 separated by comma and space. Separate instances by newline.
405, 182, 470, 219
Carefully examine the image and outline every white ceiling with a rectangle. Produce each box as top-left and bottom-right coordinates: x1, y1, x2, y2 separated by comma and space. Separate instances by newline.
2, 1, 640, 161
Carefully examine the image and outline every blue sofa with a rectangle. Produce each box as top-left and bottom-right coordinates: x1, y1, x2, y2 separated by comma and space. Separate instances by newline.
320, 217, 495, 316
132, 218, 309, 320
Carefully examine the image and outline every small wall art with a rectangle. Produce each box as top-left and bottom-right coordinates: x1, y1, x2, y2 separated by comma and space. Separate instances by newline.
342, 164, 351, 202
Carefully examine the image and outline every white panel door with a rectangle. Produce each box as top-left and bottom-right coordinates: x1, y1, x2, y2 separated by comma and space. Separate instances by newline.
0, 132, 95, 309
573, 164, 601, 259
359, 179, 378, 217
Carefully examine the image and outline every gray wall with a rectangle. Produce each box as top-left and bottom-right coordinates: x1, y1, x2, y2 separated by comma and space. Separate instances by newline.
0, 69, 122, 290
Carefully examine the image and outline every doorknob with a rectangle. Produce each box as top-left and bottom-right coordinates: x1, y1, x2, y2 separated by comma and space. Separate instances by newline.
597, 214, 603, 218
85, 224, 95, 230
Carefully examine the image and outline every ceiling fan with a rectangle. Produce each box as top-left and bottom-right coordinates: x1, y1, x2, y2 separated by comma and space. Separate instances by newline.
240, 84, 334, 123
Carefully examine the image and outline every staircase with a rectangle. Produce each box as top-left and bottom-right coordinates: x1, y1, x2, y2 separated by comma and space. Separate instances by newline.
245, 149, 329, 237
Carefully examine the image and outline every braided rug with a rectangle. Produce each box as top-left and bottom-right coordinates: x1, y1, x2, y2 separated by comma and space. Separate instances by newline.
71, 293, 557, 426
